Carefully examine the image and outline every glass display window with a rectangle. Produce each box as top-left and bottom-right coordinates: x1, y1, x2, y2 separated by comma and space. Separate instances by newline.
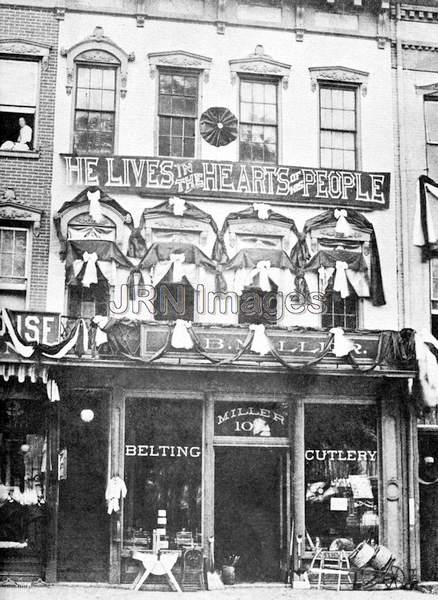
123, 398, 202, 550
305, 404, 379, 550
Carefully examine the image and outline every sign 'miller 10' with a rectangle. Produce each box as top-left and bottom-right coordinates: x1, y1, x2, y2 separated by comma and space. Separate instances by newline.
63, 155, 390, 208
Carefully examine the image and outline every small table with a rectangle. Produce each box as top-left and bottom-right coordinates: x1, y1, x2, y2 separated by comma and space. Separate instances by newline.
131, 550, 182, 592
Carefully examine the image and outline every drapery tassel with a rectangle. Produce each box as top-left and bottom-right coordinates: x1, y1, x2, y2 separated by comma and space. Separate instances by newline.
334, 209, 354, 236
82, 251, 99, 287
169, 252, 186, 282
171, 320, 194, 350
253, 203, 270, 220
333, 261, 350, 298
330, 327, 355, 357
249, 323, 272, 356
46, 379, 60, 402
169, 196, 186, 216
87, 189, 104, 223
92, 315, 109, 347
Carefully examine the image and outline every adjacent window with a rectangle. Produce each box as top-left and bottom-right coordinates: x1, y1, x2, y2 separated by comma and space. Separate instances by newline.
68, 280, 109, 319
238, 286, 278, 326
158, 71, 198, 157
425, 97, 438, 181
74, 63, 117, 154
0, 227, 28, 284
321, 289, 358, 330
153, 280, 194, 321
239, 79, 277, 163
320, 85, 357, 170
0, 59, 38, 151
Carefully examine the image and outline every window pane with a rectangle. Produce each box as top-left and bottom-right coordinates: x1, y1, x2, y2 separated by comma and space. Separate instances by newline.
332, 109, 344, 130
0, 253, 12, 276
343, 89, 356, 110
332, 88, 343, 109
100, 113, 114, 132
343, 150, 356, 170
320, 130, 332, 148
172, 96, 186, 115
15, 231, 27, 252
240, 124, 252, 142
76, 89, 90, 110
159, 95, 172, 114
185, 76, 198, 97
90, 68, 103, 89
252, 144, 264, 162
170, 137, 183, 156
77, 67, 90, 87
332, 149, 344, 169
172, 75, 185, 95
241, 81, 252, 101
159, 116, 170, 135
320, 88, 332, 109
264, 84, 277, 104
264, 104, 277, 125
343, 110, 356, 130
184, 97, 197, 117
0, 59, 38, 107
263, 126, 276, 145
343, 132, 355, 150
253, 102, 265, 122
101, 90, 115, 111
2, 229, 13, 252
88, 89, 102, 111
183, 137, 195, 157
240, 102, 252, 123
74, 111, 89, 130
426, 100, 438, 143
102, 69, 116, 90
171, 117, 183, 136
184, 118, 195, 137
240, 141, 252, 161
159, 135, 170, 156
14, 252, 26, 277
320, 109, 332, 129
320, 148, 332, 168
264, 143, 276, 163
253, 83, 264, 103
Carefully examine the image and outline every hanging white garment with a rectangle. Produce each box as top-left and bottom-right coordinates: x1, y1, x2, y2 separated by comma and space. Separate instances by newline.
333, 261, 350, 298
253, 203, 270, 220
416, 330, 438, 408
249, 323, 272, 356
169, 196, 186, 216
82, 252, 99, 287
87, 189, 104, 223
105, 476, 128, 514
334, 209, 354, 236
171, 320, 194, 350
330, 327, 355, 357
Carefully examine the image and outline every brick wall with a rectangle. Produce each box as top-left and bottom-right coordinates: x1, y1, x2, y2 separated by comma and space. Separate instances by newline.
0, 4, 59, 310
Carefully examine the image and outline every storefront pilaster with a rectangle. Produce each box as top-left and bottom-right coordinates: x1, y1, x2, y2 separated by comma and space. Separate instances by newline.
109, 386, 124, 584
292, 396, 305, 569
45, 401, 60, 583
202, 392, 214, 569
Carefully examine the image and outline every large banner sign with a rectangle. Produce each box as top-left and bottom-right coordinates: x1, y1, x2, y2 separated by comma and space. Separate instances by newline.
63, 154, 390, 208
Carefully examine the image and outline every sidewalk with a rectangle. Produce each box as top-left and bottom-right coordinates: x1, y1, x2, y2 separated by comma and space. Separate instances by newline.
0, 583, 429, 600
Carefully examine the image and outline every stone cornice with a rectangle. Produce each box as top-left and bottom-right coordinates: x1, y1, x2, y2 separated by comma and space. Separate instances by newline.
229, 45, 291, 89
0, 38, 51, 70
147, 50, 212, 82
309, 66, 369, 96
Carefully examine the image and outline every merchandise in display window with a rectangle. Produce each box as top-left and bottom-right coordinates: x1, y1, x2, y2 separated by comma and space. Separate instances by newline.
305, 404, 379, 550
123, 399, 202, 551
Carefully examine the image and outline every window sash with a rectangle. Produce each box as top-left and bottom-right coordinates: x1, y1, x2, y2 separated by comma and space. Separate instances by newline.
321, 290, 358, 330
0, 59, 38, 108
0, 227, 28, 279
319, 85, 358, 170
239, 79, 278, 163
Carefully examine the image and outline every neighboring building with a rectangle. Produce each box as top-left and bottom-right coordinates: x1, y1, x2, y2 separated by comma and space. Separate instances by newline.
0, 1, 60, 582
0, 0, 429, 589
393, 0, 438, 582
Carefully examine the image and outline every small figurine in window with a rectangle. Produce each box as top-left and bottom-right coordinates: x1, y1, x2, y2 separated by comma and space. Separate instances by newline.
0, 117, 32, 151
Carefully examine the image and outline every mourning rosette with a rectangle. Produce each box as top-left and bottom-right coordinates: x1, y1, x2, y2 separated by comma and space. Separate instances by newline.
200, 107, 238, 147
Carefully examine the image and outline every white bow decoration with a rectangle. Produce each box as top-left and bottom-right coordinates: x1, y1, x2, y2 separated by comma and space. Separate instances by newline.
82, 252, 99, 287
92, 315, 109, 347
249, 324, 272, 356
330, 327, 355, 357
46, 379, 60, 402
87, 189, 104, 223
334, 209, 353, 236
169, 196, 186, 216
171, 320, 194, 350
169, 252, 186, 282
253, 203, 270, 220
251, 260, 272, 292
333, 261, 350, 298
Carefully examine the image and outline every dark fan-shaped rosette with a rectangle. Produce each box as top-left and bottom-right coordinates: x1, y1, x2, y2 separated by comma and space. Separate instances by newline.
200, 107, 238, 147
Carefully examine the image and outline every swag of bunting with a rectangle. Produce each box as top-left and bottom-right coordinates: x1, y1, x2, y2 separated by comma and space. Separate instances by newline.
1, 308, 88, 360
90, 316, 415, 373
137, 242, 219, 289
295, 208, 385, 306
137, 197, 223, 261
222, 248, 296, 296
414, 175, 438, 260
218, 203, 302, 263
305, 249, 370, 299
65, 239, 133, 288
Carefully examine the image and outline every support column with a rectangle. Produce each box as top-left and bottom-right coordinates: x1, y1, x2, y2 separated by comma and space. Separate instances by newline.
45, 401, 60, 583
109, 386, 124, 584
291, 397, 305, 571
203, 392, 215, 570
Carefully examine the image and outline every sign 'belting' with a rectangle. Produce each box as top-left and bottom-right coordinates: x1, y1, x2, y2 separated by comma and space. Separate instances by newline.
62, 155, 390, 209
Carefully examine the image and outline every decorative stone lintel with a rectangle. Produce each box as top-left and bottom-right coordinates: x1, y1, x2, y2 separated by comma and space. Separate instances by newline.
309, 66, 369, 97
416, 82, 438, 96
61, 27, 134, 97
136, 15, 146, 27
148, 50, 212, 83
0, 201, 42, 236
0, 39, 51, 71
229, 45, 291, 89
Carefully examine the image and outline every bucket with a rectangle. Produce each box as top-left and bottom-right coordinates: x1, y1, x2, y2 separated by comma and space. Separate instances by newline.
350, 541, 375, 568
369, 545, 393, 570
222, 565, 236, 585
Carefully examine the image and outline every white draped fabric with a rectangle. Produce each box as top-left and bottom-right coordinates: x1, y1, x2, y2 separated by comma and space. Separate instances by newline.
223, 261, 295, 296
416, 330, 438, 408
414, 181, 438, 246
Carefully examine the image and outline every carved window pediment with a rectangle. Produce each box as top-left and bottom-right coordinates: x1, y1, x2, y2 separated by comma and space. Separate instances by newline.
0, 202, 42, 236
229, 45, 291, 89
60, 27, 134, 97
0, 39, 50, 70
309, 66, 369, 96
416, 83, 438, 96
148, 50, 212, 82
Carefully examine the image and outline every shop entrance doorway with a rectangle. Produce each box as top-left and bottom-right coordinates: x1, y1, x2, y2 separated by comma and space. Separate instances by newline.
419, 431, 438, 581
57, 392, 109, 581
214, 447, 289, 583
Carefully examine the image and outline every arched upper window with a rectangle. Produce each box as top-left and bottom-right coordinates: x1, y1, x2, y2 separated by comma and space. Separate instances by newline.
61, 27, 134, 154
